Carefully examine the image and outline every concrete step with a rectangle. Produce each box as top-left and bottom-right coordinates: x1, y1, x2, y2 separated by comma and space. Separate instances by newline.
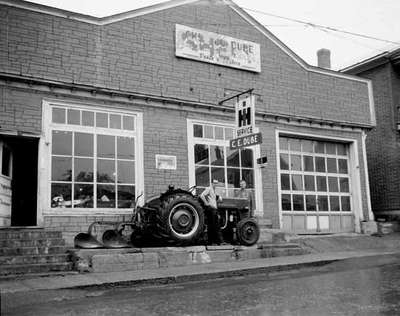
0, 254, 70, 265
0, 245, 69, 256
0, 238, 66, 248
0, 229, 62, 240
0, 262, 73, 276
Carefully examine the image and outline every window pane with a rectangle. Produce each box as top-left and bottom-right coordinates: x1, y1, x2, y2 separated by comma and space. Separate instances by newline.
194, 144, 209, 165
293, 195, 304, 211
96, 112, 108, 128
337, 144, 347, 155
97, 135, 115, 158
290, 139, 301, 151
67, 109, 80, 125
318, 195, 329, 211
210, 146, 224, 166
280, 154, 289, 170
326, 143, 336, 155
315, 142, 325, 153
340, 178, 349, 192
52, 157, 72, 181
1, 146, 11, 177
97, 159, 115, 183
117, 160, 135, 183
242, 169, 254, 188
110, 114, 121, 129
302, 140, 313, 153
304, 175, 315, 191
224, 128, 233, 140
303, 156, 314, 171
316, 176, 327, 191
117, 137, 135, 160
215, 127, 224, 140
123, 116, 135, 131
338, 159, 348, 174
82, 111, 94, 126
279, 137, 289, 150
306, 195, 317, 211
330, 196, 340, 211
281, 174, 290, 190
74, 158, 93, 182
315, 157, 326, 172
195, 166, 209, 187
227, 168, 240, 189
282, 194, 291, 210
291, 175, 303, 191
341, 196, 351, 212
75, 133, 93, 157
118, 185, 135, 208
51, 183, 71, 208
226, 148, 239, 167
327, 158, 337, 173
97, 184, 116, 208
52, 131, 72, 155
241, 149, 253, 168
328, 177, 339, 192
74, 184, 93, 208
204, 125, 213, 139
52, 108, 65, 124
211, 167, 225, 184
290, 154, 302, 171
193, 124, 203, 138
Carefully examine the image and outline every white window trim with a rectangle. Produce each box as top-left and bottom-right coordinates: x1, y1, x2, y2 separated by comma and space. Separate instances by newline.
38, 100, 144, 221
275, 129, 363, 233
187, 119, 263, 217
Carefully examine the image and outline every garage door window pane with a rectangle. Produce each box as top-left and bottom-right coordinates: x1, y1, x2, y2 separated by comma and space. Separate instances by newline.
304, 175, 315, 191
281, 174, 290, 190
306, 195, 316, 211
282, 194, 291, 210
82, 111, 94, 126
318, 196, 329, 211
317, 176, 327, 191
291, 175, 303, 191
327, 158, 337, 173
328, 177, 339, 192
304, 156, 314, 171
338, 159, 348, 174
316, 157, 326, 172
341, 196, 351, 212
330, 196, 340, 211
340, 178, 349, 192
293, 195, 304, 211
290, 154, 302, 171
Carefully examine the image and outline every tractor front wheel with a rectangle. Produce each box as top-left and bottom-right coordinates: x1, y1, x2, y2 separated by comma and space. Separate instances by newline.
236, 218, 260, 246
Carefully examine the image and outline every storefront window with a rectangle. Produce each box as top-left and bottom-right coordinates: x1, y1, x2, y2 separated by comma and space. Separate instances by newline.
50, 106, 136, 209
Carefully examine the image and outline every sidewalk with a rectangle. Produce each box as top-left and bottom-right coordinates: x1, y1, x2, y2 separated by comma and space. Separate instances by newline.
1, 233, 400, 294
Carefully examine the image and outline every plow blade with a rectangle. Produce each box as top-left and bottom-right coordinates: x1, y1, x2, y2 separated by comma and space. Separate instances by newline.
74, 232, 104, 249
102, 230, 131, 248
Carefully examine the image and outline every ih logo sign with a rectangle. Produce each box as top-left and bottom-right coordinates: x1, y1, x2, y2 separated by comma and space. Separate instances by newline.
235, 95, 255, 138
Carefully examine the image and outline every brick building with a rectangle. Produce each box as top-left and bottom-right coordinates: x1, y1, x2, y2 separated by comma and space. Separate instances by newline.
343, 48, 400, 219
0, 0, 375, 244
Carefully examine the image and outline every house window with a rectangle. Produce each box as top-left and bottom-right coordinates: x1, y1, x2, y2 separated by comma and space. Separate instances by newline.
49, 106, 137, 209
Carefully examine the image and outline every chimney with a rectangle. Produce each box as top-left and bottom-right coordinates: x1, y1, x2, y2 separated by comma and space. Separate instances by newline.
317, 48, 331, 69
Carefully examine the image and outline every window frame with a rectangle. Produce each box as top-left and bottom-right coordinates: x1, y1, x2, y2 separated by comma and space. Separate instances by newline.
40, 101, 144, 217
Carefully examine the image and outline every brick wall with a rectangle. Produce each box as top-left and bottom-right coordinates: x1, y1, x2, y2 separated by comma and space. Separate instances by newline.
0, 1, 371, 126
356, 64, 400, 215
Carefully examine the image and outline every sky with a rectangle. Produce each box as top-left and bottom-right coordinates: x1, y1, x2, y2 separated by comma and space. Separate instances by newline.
28, 0, 400, 70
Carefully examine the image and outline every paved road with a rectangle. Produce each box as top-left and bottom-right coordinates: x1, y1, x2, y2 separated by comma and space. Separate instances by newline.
3, 255, 400, 316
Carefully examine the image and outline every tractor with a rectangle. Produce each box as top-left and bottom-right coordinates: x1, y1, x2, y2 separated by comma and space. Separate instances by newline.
74, 185, 260, 248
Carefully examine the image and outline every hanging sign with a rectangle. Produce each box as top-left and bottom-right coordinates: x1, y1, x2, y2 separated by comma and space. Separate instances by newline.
175, 24, 261, 72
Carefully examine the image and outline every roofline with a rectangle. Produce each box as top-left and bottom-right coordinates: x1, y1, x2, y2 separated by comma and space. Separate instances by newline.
1, 0, 375, 125
341, 47, 400, 74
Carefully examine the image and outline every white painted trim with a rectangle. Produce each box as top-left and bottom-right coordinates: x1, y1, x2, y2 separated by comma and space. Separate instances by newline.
41, 100, 145, 216
367, 81, 377, 126
187, 118, 263, 215
361, 130, 374, 221
276, 129, 364, 233
275, 129, 282, 228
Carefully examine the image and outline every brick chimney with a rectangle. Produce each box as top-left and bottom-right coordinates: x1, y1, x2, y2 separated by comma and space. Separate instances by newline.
317, 48, 331, 69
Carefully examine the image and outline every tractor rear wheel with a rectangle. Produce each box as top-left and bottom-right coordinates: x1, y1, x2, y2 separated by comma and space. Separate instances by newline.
158, 194, 205, 244
236, 218, 260, 246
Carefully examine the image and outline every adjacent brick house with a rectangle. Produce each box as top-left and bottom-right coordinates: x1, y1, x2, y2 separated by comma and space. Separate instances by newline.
0, 0, 375, 244
343, 48, 400, 219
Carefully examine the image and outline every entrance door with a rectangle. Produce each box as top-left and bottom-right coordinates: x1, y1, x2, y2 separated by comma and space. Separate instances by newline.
0, 136, 38, 227
0, 142, 12, 226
